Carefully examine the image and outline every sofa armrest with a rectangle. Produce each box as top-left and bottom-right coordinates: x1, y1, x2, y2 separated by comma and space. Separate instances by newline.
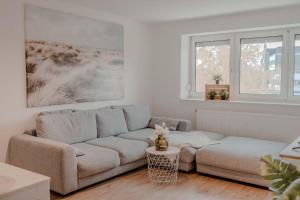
150, 117, 192, 132
9, 134, 77, 195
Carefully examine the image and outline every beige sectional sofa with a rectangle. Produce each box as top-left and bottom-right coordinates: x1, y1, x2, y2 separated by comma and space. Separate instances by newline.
9, 105, 194, 195
8, 104, 288, 195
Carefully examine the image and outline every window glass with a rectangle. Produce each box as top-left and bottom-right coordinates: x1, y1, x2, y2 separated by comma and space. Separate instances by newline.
195, 40, 230, 93
240, 36, 282, 95
294, 35, 300, 96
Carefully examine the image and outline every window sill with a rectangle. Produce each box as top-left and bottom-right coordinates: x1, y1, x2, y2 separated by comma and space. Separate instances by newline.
180, 97, 300, 107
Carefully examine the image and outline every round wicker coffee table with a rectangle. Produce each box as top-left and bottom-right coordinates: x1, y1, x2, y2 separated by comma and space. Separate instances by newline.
146, 146, 180, 185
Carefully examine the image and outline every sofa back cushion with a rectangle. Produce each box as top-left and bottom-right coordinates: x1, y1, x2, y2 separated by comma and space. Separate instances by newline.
36, 111, 97, 144
38, 109, 74, 116
74, 106, 111, 115
114, 105, 151, 131
148, 117, 179, 131
96, 108, 128, 137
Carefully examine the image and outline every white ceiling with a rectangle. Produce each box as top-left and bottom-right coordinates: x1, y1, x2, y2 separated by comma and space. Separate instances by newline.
61, 0, 300, 23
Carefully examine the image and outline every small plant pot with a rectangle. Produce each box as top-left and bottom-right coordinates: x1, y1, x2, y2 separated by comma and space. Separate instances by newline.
221, 96, 226, 100
215, 80, 220, 85
209, 96, 215, 100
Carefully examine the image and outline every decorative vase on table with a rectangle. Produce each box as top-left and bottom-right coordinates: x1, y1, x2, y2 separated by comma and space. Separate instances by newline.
154, 122, 169, 151
155, 134, 168, 151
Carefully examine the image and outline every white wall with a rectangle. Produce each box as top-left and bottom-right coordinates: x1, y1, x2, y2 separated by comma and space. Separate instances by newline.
2, 1, 300, 162
151, 5, 300, 130
0, 0, 153, 161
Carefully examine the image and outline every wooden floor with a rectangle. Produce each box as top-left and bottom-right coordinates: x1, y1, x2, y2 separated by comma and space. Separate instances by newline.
51, 168, 273, 200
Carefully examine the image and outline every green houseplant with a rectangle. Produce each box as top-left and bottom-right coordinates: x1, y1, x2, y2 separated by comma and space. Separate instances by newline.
219, 89, 229, 100
207, 90, 217, 100
261, 155, 300, 200
212, 74, 222, 85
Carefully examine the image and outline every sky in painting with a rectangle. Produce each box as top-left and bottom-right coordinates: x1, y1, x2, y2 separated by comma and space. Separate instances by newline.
25, 4, 124, 50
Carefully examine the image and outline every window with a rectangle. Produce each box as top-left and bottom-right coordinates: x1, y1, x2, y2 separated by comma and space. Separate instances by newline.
182, 26, 300, 103
294, 35, 300, 96
239, 36, 283, 95
195, 40, 230, 93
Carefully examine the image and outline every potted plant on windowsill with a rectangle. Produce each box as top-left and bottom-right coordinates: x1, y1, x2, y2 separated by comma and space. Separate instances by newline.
219, 89, 229, 100
213, 74, 222, 85
208, 90, 217, 100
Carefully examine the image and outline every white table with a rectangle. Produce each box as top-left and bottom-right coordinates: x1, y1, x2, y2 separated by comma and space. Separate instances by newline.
146, 146, 180, 185
0, 162, 50, 200
280, 136, 300, 169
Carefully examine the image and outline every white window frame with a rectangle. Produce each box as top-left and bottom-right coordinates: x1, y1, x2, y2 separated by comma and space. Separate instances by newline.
233, 29, 289, 102
186, 27, 300, 104
190, 34, 234, 99
287, 28, 300, 102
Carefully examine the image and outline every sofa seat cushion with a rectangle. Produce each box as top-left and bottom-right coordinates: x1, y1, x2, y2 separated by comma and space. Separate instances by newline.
36, 111, 97, 144
71, 146, 85, 157
178, 130, 224, 163
72, 143, 120, 178
86, 137, 149, 165
117, 128, 155, 142
196, 136, 287, 175
172, 130, 225, 140
96, 108, 128, 137
118, 129, 224, 163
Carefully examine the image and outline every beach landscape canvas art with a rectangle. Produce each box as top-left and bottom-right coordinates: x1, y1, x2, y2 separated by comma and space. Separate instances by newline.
25, 4, 124, 107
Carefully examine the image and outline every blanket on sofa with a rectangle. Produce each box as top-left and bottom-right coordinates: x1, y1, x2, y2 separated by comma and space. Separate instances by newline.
147, 131, 221, 149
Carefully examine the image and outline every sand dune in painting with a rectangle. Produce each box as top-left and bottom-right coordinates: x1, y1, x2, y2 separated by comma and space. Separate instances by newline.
26, 40, 124, 107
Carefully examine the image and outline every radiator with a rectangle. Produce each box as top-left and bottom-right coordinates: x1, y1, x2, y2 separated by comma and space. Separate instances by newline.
196, 109, 300, 143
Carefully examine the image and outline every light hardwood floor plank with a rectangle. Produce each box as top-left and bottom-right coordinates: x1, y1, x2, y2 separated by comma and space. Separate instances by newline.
51, 168, 273, 200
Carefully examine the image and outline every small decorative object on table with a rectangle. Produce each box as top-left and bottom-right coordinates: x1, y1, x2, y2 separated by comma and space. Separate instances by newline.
154, 122, 169, 151
146, 146, 180, 185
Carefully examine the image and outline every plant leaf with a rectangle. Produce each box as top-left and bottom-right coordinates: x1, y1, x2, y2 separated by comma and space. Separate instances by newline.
281, 179, 300, 200
260, 155, 300, 195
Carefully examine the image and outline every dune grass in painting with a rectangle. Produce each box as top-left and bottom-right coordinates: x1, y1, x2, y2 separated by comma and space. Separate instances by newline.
26, 40, 124, 107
